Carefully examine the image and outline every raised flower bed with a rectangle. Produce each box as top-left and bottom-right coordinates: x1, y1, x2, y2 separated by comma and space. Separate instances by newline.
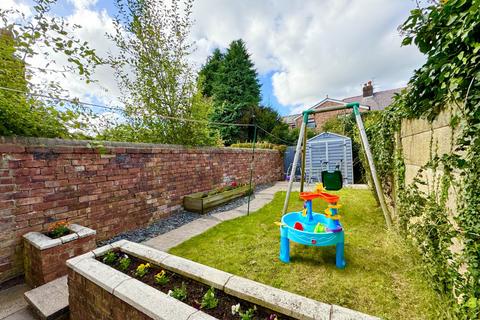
23, 222, 96, 287
183, 183, 252, 214
67, 240, 378, 320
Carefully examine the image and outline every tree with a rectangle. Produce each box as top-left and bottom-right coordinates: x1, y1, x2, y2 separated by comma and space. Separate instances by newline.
108, 0, 217, 146
287, 127, 316, 145
198, 48, 223, 97
0, 1, 101, 138
253, 105, 290, 144
209, 39, 261, 144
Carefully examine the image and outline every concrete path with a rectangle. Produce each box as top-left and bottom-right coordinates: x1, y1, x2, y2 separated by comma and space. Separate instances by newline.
143, 181, 312, 251
0, 284, 37, 320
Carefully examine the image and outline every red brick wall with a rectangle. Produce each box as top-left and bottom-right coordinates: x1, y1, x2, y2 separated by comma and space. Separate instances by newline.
69, 269, 151, 320
0, 137, 283, 284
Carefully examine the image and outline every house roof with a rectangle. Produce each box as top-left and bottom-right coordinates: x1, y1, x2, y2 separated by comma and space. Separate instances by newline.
342, 87, 403, 111
282, 114, 300, 124
283, 87, 404, 121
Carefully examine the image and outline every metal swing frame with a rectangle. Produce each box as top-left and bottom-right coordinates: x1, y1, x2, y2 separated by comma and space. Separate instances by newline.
281, 102, 392, 228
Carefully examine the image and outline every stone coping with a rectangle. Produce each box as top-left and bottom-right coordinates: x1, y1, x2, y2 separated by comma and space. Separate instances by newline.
0, 136, 279, 153
23, 224, 96, 250
67, 240, 379, 320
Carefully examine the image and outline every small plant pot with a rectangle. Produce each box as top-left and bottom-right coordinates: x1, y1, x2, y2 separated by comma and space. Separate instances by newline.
23, 224, 96, 287
183, 185, 252, 214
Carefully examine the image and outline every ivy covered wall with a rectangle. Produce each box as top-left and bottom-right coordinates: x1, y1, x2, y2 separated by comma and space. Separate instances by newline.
358, 1, 479, 318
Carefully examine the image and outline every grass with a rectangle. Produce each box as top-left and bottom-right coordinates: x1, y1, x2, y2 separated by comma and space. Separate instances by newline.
170, 189, 446, 319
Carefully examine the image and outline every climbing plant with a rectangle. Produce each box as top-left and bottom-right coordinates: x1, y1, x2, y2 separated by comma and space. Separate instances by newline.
361, 1, 479, 318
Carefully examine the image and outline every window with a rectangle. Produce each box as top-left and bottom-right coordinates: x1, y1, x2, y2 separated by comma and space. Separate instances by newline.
307, 117, 316, 128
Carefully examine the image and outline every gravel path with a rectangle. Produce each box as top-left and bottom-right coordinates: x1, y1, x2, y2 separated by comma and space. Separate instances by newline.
98, 183, 273, 245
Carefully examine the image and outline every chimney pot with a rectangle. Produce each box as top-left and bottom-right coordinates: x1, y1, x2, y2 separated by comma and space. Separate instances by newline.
363, 81, 373, 97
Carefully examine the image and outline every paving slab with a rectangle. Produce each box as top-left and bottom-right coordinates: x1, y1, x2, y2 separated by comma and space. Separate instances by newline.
23, 276, 68, 320
2, 307, 38, 320
144, 217, 220, 251
0, 284, 29, 319
211, 209, 245, 221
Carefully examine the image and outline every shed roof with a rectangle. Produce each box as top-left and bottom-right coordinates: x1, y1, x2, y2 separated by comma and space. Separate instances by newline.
307, 132, 350, 142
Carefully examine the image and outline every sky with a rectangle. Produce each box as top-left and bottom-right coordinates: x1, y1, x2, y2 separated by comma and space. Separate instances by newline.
2, 0, 425, 116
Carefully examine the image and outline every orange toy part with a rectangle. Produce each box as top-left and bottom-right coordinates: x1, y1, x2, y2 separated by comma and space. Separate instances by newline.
299, 191, 339, 204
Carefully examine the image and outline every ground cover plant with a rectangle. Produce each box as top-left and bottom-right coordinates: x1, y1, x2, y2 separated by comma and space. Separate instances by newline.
97, 251, 293, 320
170, 190, 449, 320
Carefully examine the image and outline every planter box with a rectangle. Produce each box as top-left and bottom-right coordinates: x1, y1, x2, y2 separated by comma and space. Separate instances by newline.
67, 240, 379, 320
23, 224, 96, 288
183, 185, 252, 214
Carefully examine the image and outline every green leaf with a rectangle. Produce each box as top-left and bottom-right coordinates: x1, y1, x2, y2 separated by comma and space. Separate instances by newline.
465, 297, 477, 309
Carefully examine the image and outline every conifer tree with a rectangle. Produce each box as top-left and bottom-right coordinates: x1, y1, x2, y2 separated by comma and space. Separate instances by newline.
198, 48, 223, 98
209, 39, 261, 144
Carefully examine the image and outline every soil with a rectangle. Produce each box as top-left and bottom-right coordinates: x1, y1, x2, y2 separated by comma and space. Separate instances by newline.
97, 252, 294, 320
46, 229, 72, 239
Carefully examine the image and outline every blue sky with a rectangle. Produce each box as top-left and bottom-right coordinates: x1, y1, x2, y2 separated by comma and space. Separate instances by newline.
4, 0, 425, 116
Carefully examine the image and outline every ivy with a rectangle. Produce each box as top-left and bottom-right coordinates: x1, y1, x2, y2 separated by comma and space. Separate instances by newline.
360, 1, 480, 318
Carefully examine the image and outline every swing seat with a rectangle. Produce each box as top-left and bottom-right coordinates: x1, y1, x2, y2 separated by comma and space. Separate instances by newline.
321, 170, 343, 191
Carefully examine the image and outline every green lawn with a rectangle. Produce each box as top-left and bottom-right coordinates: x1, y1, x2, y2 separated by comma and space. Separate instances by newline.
170, 189, 446, 319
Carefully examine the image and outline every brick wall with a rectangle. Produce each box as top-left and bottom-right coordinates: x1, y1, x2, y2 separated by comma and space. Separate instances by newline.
68, 269, 151, 320
0, 137, 283, 284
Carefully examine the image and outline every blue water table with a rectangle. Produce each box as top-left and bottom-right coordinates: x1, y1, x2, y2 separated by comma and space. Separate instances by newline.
278, 185, 346, 268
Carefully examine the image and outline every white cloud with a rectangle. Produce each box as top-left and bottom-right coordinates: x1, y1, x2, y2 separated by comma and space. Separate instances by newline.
190, 0, 424, 114
0, 0, 32, 20
67, 0, 99, 10
3, 0, 424, 117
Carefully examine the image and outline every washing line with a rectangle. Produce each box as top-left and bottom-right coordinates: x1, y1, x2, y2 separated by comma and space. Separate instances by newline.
0, 85, 291, 145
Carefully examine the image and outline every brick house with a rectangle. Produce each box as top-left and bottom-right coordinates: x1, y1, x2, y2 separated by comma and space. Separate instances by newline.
282, 81, 402, 130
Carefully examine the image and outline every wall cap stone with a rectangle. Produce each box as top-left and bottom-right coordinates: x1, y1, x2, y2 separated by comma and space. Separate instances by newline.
70, 258, 130, 294
0, 136, 279, 153
68, 224, 96, 238
23, 224, 95, 250
331, 305, 380, 320
224, 275, 332, 320
161, 255, 233, 291
23, 232, 61, 250
114, 278, 200, 320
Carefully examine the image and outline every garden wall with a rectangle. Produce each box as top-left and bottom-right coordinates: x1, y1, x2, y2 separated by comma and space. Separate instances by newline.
0, 137, 283, 284
395, 106, 458, 216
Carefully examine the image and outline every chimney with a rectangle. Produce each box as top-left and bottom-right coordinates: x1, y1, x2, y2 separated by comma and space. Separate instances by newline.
362, 81, 373, 97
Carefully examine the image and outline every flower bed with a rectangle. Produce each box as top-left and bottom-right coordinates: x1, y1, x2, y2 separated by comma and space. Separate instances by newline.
67, 240, 335, 320
23, 223, 96, 287
97, 252, 290, 320
183, 183, 253, 214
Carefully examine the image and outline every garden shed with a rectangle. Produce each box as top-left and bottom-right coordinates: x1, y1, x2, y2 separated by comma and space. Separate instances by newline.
305, 132, 354, 185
